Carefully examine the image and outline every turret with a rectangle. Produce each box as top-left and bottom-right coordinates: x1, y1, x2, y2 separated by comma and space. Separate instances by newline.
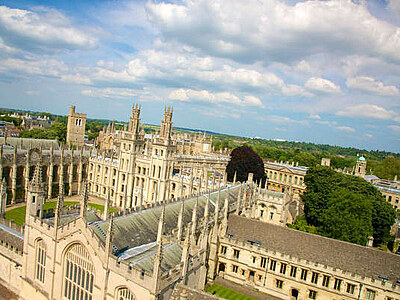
26, 164, 45, 220
128, 103, 141, 136
160, 106, 173, 140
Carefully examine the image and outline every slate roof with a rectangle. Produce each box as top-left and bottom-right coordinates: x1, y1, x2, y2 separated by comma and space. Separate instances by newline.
0, 137, 59, 149
0, 222, 24, 251
90, 185, 242, 253
226, 215, 400, 284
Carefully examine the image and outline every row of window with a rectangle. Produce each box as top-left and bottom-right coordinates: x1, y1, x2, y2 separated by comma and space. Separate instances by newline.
266, 170, 304, 186
0, 239, 21, 254
222, 246, 376, 298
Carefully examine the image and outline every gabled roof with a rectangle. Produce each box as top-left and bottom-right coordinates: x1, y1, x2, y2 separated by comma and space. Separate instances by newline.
226, 215, 400, 284
90, 185, 241, 253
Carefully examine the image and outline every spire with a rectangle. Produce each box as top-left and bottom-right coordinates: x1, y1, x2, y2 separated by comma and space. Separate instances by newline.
201, 191, 211, 251
80, 180, 88, 218
103, 188, 110, 220
181, 225, 191, 284
157, 203, 166, 243
153, 206, 164, 295
212, 186, 221, 240
235, 185, 242, 215
221, 187, 230, 232
191, 196, 198, 246
105, 215, 114, 259
54, 193, 63, 228
29, 163, 43, 192
0, 178, 7, 218
177, 199, 185, 241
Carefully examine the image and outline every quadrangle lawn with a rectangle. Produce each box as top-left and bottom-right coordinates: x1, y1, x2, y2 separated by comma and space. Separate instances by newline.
5, 201, 117, 226
205, 283, 257, 300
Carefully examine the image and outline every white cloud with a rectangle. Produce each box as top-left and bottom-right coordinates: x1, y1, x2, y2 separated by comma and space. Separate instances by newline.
81, 87, 159, 102
0, 6, 97, 53
336, 126, 356, 132
258, 115, 307, 125
0, 58, 67, 77
316, 120, 337, 127
61, 74, 92, 85
282, 84, 314, 97
346, 76, 399, 96
25, 90, 39, 95
168, 88, 264, 107
364, 133, 373, 139
336, 104, 397, 120
308, 114, 321, 119
388, 125, 400, 133
146, 0, 400, 64
305, 77, 341, 94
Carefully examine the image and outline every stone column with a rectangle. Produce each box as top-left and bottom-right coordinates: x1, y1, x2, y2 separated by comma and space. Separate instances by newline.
11, 147, 17, 204
48, 147, 54, 199
59, 147, 64, 196
68, 150, 74, 196
0, 145, 3, 182
24, 148, 30, 201
78, 147, 83, 195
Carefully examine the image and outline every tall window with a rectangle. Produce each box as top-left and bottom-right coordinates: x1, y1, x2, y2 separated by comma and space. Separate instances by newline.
116, 287, 135, 300
290, 266, 297, 278
233, 249, 240, 259
333, 278, 342, 291
300, 269, 308, 281
64, 244, 94, 300
322, 275, 330, 288
260, 257, 267, 268
36, 239, 46, 283
311, 272, 319, 284
269, 260, 277, 271
280, 263, 287, 274
366, 289, 376, 300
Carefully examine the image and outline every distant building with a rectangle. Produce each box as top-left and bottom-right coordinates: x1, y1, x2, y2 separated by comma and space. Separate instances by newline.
212, 214, 400, 300
66, 105, 87, 147
365, 175, 400, 210
264, 160, 308, 195
0, 120, 19, 137
321, 157, 331, 167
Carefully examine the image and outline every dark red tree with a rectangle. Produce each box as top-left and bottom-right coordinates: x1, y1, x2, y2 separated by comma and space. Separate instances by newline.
226, 146, 265, 183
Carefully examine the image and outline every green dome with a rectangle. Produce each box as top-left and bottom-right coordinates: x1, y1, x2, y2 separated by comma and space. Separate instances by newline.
358, 155, 366, 161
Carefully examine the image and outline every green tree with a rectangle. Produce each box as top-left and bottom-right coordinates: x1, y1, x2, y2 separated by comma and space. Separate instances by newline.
320, 189, 373, 245
300, 166, 396, 246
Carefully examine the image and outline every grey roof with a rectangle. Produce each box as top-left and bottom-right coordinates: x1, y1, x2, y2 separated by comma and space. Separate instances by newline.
0, 222, 24, 251
125, 242, 183, 273
375, 185, 400, 195
227, 215, 400, 284
90, 185, 242, 253
364, 175, 380, 182
0, 137, 59, 149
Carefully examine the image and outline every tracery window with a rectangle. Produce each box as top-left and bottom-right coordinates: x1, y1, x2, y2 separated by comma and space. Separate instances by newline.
64, 244, 94, 300
116, 287, 135, 300
36, 239, 46, 283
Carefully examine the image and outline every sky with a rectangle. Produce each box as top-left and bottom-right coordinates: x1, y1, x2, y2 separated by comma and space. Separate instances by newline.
0, 0, 399, 152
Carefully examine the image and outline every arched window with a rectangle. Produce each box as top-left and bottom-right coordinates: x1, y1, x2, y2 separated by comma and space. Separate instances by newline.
36, 239, 46, 283
64, 244, 94, 300
116, 287, 135, 300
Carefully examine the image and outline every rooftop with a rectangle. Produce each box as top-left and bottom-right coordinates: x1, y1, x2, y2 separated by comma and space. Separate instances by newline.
226, 215, 400, 284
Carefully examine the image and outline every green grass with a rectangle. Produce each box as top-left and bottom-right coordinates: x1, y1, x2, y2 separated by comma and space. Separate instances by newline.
5, 201, 117, 226
205, 284, 257, 300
